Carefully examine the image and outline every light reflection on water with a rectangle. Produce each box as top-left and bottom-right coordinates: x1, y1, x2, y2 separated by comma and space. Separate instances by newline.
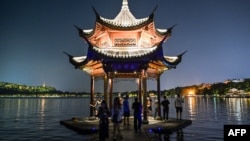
226, 98, 250, 123
0, 97, 249, 141
0, 98, 89, 141
172, 96, 250, 141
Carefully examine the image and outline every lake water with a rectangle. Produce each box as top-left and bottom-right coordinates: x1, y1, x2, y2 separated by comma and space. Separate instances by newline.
0, 97, 249, 141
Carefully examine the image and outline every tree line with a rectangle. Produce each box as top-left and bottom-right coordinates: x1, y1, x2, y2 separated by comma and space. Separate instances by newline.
1, 79, 250, 97
0, 82, 88, 97
163, 79, 250, 97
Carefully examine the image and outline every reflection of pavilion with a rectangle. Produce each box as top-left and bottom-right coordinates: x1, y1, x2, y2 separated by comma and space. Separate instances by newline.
65, 0, 186, 123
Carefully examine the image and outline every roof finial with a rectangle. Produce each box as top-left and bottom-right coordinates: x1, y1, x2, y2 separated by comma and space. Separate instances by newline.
122, 0, 128, 8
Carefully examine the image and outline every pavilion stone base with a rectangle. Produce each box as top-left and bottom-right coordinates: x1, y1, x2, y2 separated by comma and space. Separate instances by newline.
88, 116, 97, 120
154, 116, 162, 120
142, 119, 149, 124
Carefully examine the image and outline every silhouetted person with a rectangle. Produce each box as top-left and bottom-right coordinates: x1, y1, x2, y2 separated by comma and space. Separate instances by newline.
154, 99, 158, 119
176, 129, 184, 141
111, 97, 123, 140
132, 97, 142, 132
123, 95, 130, 125
175, 94, 184, 120
161, 96, 170, 121
97, 100, 110, 141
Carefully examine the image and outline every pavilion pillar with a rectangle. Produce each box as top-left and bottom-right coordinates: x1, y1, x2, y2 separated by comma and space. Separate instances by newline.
109, 73, 114, 111
103, 74, 108, 104
90, 76, 95, 117
138, 73, 142, 103
157, 74, 162, 119
142, 70, 149, 124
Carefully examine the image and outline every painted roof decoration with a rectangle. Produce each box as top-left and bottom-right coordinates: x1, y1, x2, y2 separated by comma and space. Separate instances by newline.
65, 0, 186, 78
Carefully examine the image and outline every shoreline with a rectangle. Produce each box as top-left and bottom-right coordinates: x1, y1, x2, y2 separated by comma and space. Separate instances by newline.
1, 95, 250, 98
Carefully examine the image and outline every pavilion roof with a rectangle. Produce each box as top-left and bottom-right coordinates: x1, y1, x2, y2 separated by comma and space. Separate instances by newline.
65, 0, 186, 78
64, 47, 186, 78
80, 0, 169, 37
92, 46, 158, 58
99, 0, 149, 28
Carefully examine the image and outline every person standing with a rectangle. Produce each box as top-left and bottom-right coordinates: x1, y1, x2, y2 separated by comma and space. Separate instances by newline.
175, 94, 184, 120
154, 99, 158, 119
97, 100, 110, 141
111, 97, 123, 140
146, 97, 152, 116
95, 97, 102, 117
161, 96, 170, 121
97, 97, 102, 106
123, 95, 130, 125
90, 98, 99, 119
132, 97, 142, 132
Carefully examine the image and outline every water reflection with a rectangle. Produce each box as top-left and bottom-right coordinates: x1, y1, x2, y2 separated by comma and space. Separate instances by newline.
226, 98, 250, 123
186, 96, 197, 120
39, 98, 46, 130
179, 97, 250, 141
16, 99, 21, 121
186, 97, 250, 124
0, 97, 249, 141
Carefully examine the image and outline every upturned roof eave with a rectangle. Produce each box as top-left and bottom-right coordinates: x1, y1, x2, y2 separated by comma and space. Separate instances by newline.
96, 18, 154, 31
74, 19, 154, 40
162, 50, 187, 68
88, 44, 164, 62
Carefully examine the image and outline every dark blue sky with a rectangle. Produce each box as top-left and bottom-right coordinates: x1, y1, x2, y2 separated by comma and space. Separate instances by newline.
1, 0, 250, 92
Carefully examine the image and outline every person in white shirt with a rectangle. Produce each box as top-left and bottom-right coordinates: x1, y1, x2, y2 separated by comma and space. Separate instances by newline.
175, 94, 184, 120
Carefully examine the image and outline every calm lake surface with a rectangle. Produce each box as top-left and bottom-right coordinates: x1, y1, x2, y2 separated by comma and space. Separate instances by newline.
0, 97, 250, 141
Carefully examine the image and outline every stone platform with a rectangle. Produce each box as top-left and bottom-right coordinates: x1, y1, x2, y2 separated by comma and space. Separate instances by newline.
60, 117, 192, 141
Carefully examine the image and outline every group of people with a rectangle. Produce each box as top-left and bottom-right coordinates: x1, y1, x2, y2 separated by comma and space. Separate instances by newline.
155, 94, 184, 121
94, 94, 183, 141
150, 94, 184, 121
93, 95, 142, 141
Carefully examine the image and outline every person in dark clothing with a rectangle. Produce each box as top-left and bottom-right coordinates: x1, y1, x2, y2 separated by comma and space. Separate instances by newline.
161, 96, 170, 121
97, 100, 110, 141
123, 95, 130, 125
175, 94, 184, 120
132, 97, 142, 132
111, 97, 123, 140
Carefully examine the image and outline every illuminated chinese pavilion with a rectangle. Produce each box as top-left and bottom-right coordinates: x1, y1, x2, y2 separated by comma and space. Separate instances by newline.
65, 0, 186, 122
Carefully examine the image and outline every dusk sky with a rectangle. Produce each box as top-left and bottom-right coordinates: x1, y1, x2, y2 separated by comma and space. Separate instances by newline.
1, 0, 250, 92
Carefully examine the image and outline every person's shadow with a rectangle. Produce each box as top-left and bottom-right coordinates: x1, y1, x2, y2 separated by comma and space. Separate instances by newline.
175, 129, 184, 141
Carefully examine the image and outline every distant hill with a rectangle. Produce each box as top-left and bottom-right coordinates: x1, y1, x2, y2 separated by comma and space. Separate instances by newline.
1, 78, 250, 97
0, 82, 59, 94
0, 82, 89, 97
161, 78, 250, 96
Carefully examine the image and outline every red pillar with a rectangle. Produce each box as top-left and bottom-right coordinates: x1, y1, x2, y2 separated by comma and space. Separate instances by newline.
109, 74, 113, 111
104, 75, 108, 105
138, 74, 142, 103
90, 76, 95, 117
142, 70, 149, 124
157, 74, 162, 119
